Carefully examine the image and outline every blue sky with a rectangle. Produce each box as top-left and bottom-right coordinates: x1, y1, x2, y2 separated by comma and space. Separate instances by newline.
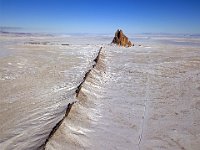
0, 0, 200, 34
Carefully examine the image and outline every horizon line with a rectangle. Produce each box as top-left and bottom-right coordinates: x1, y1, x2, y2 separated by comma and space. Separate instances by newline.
1, 26, 200, 36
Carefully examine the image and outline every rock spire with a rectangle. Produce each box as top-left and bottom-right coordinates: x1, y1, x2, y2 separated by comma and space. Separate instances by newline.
112, 29, 133, 47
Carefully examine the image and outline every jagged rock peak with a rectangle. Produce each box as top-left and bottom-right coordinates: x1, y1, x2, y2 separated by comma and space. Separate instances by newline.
112, 29, 133, 47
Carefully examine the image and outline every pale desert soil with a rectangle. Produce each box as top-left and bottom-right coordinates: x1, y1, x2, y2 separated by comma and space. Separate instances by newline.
46, 36, 200, 150
0, 33, 100, 149
0, 33, 200, 150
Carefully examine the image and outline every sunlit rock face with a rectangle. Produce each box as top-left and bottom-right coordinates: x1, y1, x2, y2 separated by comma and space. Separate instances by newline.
112, 29, 133, 47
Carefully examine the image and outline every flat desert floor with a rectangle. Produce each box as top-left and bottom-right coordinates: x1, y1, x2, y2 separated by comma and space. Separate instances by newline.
0, 33, 200, 150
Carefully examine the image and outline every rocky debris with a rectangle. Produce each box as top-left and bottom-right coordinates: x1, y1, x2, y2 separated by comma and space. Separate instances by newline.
61, 44, 70, 46
25, 41, 50, 45
112, 29, 133, 47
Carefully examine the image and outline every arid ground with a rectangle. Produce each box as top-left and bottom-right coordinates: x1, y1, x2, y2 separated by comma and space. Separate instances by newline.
0, 32, 200, 150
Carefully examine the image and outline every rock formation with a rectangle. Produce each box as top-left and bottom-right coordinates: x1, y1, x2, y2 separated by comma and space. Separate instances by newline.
112, 29, 133, 47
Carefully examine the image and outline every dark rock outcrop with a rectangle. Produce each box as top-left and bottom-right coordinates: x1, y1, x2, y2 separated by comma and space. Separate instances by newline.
112, 29, 133, 47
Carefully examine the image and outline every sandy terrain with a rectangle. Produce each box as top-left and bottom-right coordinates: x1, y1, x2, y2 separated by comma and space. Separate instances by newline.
46, 35, 200, 150
0, 33, 101, 149
0, 33, 200, 150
